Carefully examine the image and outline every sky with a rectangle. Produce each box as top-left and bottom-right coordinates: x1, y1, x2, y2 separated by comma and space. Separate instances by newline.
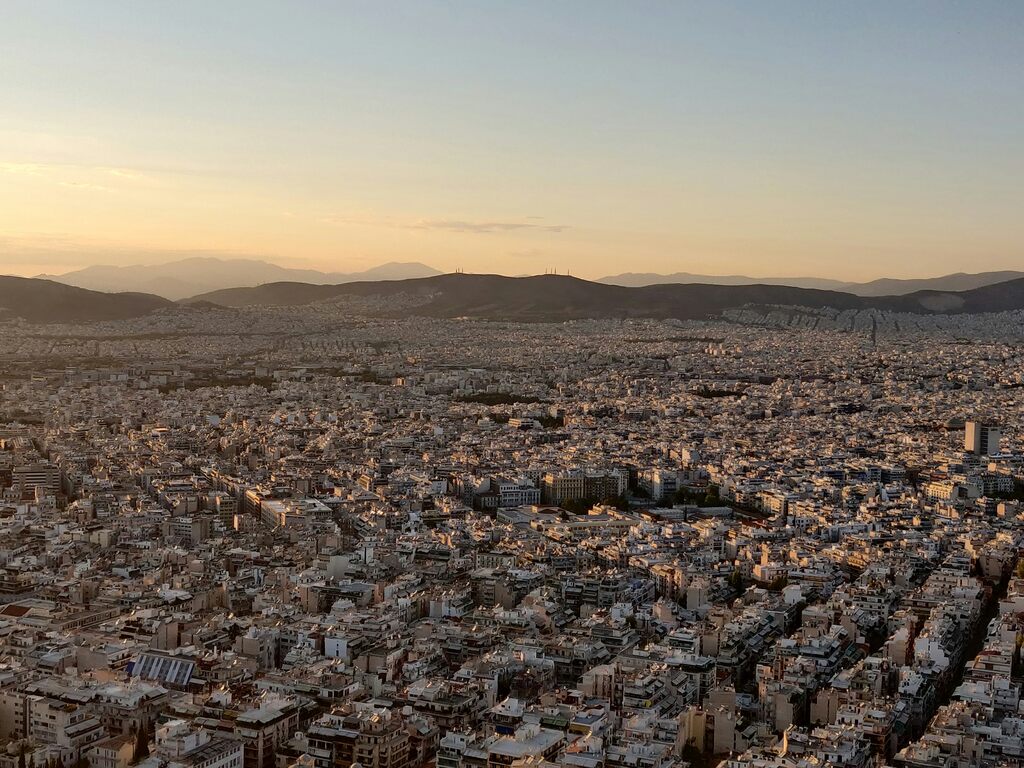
2, 1, 1023, 281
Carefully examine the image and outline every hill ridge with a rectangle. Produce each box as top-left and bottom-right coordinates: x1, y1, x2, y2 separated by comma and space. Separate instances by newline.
183, 272, 1024, 321
0, 275, 172, 322
598, 269, 1024, 295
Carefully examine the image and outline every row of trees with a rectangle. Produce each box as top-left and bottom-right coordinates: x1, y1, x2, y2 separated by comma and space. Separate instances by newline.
673, 485, 722, 507
556, 485, 723, 514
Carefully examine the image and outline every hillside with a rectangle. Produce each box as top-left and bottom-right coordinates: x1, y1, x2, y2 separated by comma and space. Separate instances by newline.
185, 273, 1024, 321
599, 269, 1024, 296
186, 273, 865, 319
598, 271, 850, 291
851, 271, 1024, 297
0, 276, 172, 322
874, 277, 1024, 314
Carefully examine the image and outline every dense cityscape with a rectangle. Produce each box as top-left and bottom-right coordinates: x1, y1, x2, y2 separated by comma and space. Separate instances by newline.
2, 299, 1023, 768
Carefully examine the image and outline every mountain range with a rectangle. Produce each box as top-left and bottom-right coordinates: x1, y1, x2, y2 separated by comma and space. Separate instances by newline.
36, 258, 442, 300
33, 256, 1024, 300
185, 272, 1024, 321
6, 271, 1024, 324
33, 257, 1024, 301
597, 270, 1024, 295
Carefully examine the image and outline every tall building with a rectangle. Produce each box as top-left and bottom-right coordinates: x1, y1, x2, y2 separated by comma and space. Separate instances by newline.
965, 421, 1001, 456
307, 707, 410, 768
12, 462, 62, 497
638, 468, 679, 502
234, 696, 301, 768
155, 721, 243, 768
542, 470, 586, 504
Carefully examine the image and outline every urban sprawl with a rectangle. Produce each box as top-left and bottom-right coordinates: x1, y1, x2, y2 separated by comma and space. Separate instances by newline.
2, 300, 1024, 768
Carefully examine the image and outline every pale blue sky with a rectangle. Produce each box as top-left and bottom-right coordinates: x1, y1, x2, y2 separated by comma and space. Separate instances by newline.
2, 1, 1022, 278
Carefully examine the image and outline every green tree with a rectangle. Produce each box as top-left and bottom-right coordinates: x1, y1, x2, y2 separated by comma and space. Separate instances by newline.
673, 487, 696, 505
134, 721, 151, 761
608, 494, 631, 512
767, 575, 789, 591
681, 739, 708, 768
703, 485, 720, 505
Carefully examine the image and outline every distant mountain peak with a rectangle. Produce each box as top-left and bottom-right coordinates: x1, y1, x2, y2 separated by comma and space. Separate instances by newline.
39, 258, 442, 300
598, 269, 1024, 295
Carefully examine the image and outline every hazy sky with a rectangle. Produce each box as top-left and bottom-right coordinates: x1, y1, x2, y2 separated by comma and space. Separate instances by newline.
2, 1, 1023, 280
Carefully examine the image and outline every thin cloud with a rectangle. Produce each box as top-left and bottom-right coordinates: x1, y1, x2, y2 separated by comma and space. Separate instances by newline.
104, 168, 147, 181
318, 212, 568, 234
407, 219, 567, 234
0, 162, 47, 176
58, 180, 110, 192
0, 160, 151, 188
